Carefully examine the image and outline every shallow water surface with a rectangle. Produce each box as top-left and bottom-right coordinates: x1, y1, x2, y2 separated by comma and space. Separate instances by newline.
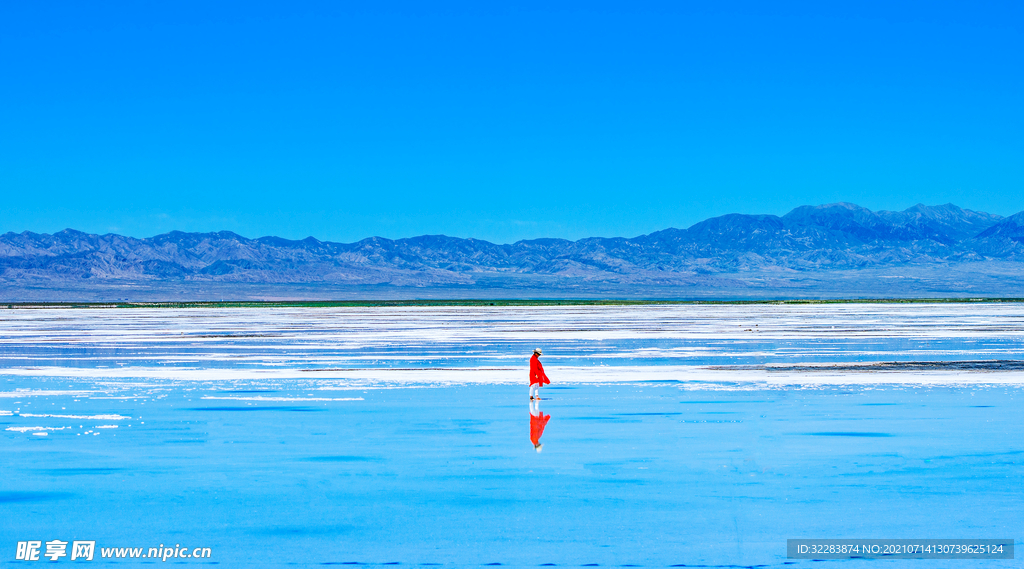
2, 381, 1021, 567
1, 305, 1022, 567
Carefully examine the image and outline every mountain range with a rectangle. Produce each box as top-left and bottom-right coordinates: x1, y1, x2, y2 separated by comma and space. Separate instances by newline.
4, 203, 1024, 300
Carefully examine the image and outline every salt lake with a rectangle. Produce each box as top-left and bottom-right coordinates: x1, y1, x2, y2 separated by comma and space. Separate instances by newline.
1, 304, 1021, 567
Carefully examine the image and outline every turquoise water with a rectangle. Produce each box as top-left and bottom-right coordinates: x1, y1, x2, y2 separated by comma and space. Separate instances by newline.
2, 380, 1020, 567
2, 305, 1023, 567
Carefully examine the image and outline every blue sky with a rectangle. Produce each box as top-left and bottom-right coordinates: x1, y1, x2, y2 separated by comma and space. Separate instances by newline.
1, 1, 1021, 243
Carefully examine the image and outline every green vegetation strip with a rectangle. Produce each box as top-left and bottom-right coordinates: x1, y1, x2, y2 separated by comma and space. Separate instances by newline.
3, 298, 1024, 309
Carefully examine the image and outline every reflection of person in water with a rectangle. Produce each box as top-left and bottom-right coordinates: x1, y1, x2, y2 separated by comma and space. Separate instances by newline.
530, 397, 550, 453
529, 348, 550, 400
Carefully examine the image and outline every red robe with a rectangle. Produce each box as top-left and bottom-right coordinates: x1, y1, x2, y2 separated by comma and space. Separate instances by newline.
530, 412, 551, 446
529, 354, 550, 386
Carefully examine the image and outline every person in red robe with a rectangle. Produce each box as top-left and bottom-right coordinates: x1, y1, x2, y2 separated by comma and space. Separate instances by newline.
529, 348, 549, 400
530, 397, 550, 453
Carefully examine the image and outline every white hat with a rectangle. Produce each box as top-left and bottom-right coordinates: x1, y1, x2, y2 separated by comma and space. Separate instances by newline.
535, 444, 543, 453
534, 348, 542, 355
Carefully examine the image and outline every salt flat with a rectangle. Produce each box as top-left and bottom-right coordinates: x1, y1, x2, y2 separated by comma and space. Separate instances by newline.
2, 303, 1024, 387
1, 304, 1021, 567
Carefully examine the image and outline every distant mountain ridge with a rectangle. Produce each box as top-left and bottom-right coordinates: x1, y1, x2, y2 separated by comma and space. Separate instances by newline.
3, 203, 1024, 296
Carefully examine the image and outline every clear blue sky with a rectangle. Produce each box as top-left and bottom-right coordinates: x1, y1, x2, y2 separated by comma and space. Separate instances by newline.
1, 1, 1021, 243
